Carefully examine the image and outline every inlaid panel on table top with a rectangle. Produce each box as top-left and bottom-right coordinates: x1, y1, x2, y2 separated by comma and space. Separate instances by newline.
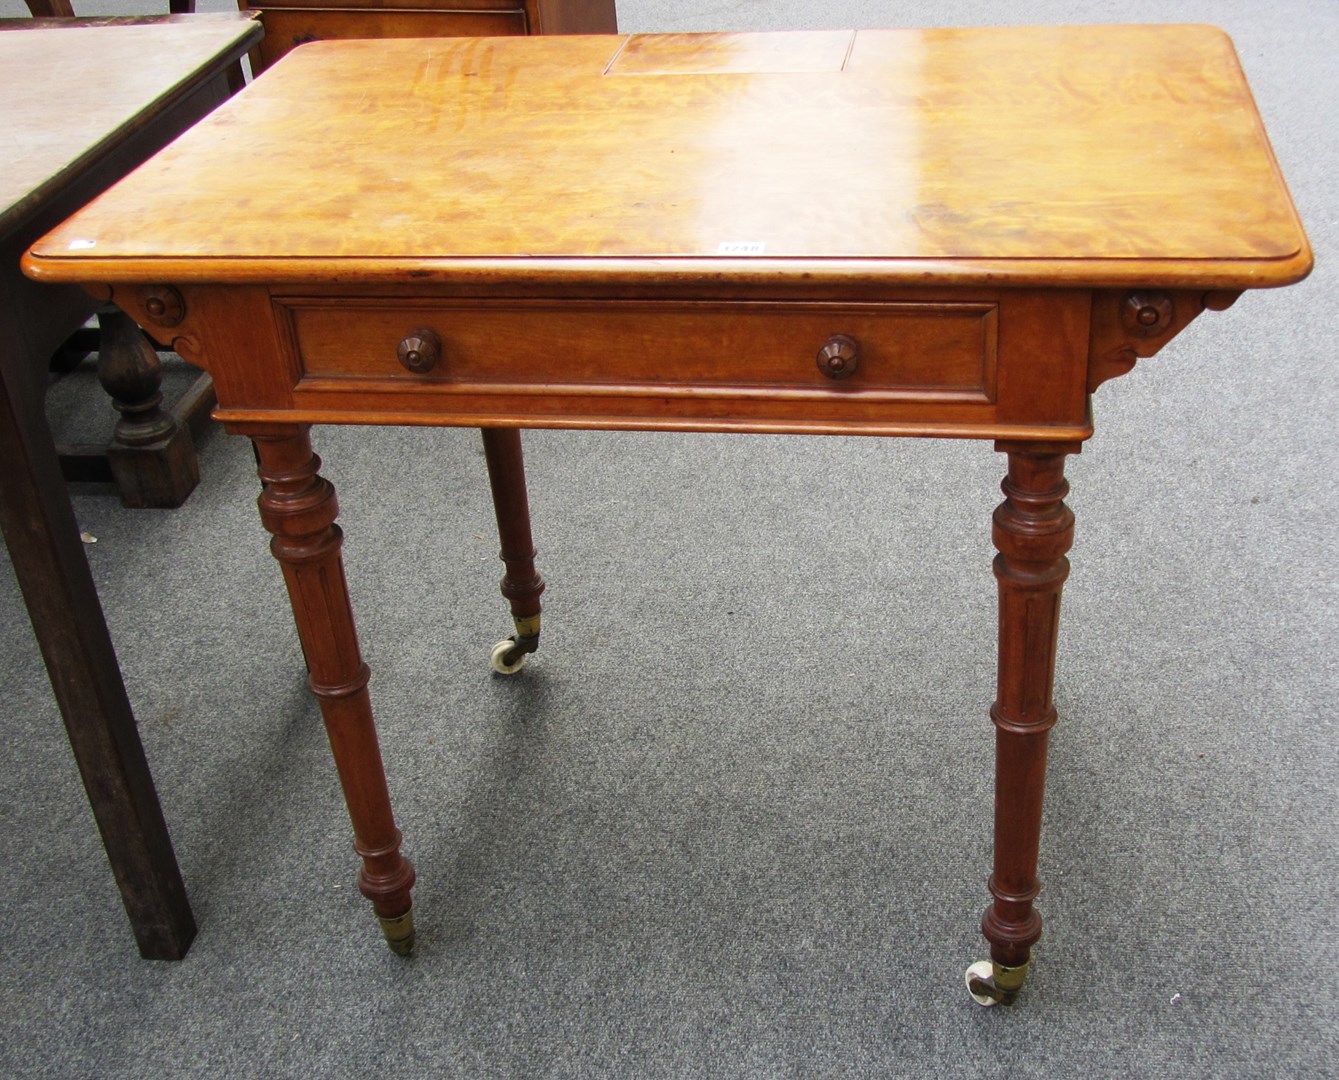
25, 25, 1310, 289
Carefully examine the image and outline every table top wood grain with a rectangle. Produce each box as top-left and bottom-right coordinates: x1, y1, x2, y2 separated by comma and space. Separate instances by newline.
25, 25, 1311, 290
13, 23, 1317, 977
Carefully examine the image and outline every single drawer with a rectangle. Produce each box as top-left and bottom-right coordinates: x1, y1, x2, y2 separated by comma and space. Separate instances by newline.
279, 298, 999, 404
252, 8, 527, 72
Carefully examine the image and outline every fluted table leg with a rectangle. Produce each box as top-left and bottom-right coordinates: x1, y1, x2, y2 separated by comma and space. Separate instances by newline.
968, 440, 1078, 1005
244, 424, 416, 953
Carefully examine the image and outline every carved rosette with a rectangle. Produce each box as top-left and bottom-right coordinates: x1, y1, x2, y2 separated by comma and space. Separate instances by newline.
100, 283, 204, 364
1087, 288, 1240, 392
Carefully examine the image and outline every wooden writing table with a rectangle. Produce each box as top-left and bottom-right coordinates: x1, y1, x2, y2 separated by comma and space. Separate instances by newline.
25, 27, 1310, 1001
1, 13, 261, 958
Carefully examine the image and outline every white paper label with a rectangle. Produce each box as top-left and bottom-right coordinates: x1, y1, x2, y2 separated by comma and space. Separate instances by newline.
716, 241, 766, 256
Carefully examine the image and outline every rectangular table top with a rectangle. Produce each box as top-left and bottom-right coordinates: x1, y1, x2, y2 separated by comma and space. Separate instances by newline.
0, 14, 262, 240
25, 25, 1311, 290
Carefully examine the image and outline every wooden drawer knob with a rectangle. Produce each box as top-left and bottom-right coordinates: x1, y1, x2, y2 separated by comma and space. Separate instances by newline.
397, 328, 442, 373
816, 334, 860, 379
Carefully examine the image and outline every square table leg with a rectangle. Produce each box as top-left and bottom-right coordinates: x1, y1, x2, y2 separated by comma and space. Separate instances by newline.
0, 330, 195, 960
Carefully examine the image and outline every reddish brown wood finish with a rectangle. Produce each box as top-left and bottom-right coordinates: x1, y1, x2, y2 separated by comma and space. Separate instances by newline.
984, 442, 1077, 974
23, 28, 1311, 988
239, 0, 616, 75
1086, 287, 1242, 392
480, 427, 545, 653
246, 425, 416, 950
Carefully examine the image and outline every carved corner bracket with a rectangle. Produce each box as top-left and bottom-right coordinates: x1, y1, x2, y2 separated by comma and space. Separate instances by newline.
1087, 288, 1241, 392
103, 283, 205, 366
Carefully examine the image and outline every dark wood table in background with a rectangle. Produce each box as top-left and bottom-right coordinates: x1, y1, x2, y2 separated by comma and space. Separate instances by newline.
26, 27, 1311, 1001
0, 13, 261, 959
236, 0, 616, 74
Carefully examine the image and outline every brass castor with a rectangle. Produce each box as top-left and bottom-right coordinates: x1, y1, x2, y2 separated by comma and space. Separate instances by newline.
965, 959, 1029, 1006
490, 615, 540, 675
378, 908, 415, 956
490, 637, 527, 674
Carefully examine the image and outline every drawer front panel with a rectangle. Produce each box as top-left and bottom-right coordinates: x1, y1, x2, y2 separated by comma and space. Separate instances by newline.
281, 299, 998, 404
254, 10, 527, 71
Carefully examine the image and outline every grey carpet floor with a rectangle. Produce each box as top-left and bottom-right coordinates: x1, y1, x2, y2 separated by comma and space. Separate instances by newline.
1, 1, 1335, 1077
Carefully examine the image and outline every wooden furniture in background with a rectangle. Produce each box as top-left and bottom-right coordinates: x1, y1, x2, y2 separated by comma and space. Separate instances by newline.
1, 13, 262, 959
237, 0, 616, 74
23, 1, 235, 508
25, 27, 1310, 998
24, 0, 196, 14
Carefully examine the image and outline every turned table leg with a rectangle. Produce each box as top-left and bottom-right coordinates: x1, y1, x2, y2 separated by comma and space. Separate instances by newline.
94, 308, 200, 509
480, 427, 545, 675
245, 424, 416, 953
966, 440, 1078, 1006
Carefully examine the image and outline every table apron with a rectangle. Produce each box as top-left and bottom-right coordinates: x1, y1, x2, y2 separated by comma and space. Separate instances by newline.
140, 285, 1095, 439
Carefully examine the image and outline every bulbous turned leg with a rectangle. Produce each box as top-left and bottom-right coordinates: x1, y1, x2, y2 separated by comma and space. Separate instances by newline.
481, 428, 545, 675
96, 307, 199, 508
967, 440, 1079, 1005
245, 424, 416, 953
